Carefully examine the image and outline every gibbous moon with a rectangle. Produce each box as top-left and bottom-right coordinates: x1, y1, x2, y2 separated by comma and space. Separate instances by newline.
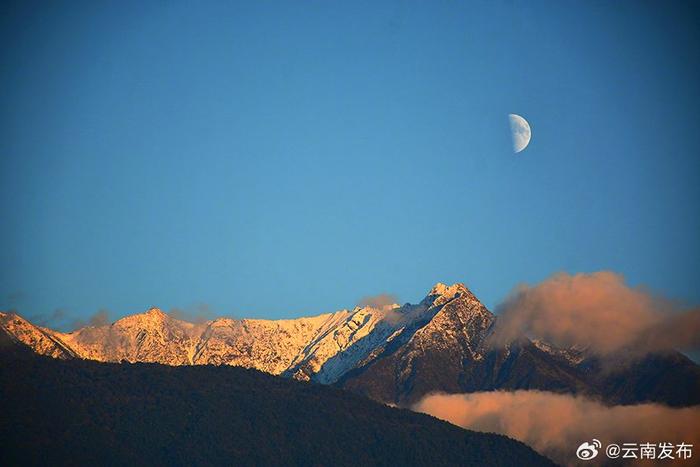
509, 113, 531, 153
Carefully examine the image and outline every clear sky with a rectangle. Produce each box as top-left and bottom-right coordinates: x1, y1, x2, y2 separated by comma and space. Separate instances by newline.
1, 1, 699, 327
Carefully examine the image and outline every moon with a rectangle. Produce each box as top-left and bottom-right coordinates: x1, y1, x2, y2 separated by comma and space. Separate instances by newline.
509, 114, 531, 153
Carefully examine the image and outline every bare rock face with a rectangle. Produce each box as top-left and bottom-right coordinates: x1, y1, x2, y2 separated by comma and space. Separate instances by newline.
3, 282, 699, 407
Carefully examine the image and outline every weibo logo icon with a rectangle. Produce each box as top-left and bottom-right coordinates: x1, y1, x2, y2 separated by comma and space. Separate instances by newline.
576, 439, 601, 460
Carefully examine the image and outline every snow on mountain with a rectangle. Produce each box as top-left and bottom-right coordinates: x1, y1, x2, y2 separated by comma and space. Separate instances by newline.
338, 282, 498, 402
3, 283, 699, 408
192, 312, 347, 373
0, 312, 76, 359
52, 307, 202, 364
531, 339, 586, 365
0, 284, 461, 380
285, 302, 435, 384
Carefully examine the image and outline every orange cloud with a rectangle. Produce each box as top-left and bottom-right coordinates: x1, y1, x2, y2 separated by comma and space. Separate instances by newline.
489, 271, 700, 356
357, 293, 399, 310
414, 391, 700, 466
71, 309, 111, 330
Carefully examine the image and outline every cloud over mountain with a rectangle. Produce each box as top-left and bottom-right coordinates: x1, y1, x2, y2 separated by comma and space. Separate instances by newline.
71, 309, 111, 330
357, 293, 399, 310
414, 390, 700, 466
490, 272, 700, 356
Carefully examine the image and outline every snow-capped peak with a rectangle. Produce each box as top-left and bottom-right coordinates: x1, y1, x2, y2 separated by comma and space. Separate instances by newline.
423, 283, 472, 306
2, 281, 490, 383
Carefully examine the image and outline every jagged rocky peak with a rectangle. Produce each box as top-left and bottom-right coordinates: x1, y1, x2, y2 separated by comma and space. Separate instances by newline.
420, 282, 494, 334
109, 306, 170, 329
146, 307, 166, 316
0, 310, 29, 322
423, 282, 475, 305
430, 282, 467, 297
0, 310, 31, 326
0, 311, 16, 325
129, 307, 169, 322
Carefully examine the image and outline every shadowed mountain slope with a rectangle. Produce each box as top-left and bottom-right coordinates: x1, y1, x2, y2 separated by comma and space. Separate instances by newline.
0, 333, 554, 467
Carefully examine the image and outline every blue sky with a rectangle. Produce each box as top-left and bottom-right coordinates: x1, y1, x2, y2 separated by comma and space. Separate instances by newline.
1, 1, 699, 327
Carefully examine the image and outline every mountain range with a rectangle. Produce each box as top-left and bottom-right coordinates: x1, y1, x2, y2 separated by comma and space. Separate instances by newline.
3, 282, 699, 407
0, 331, 554, 466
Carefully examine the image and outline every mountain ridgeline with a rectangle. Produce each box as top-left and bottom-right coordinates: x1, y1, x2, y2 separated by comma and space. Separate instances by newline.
2, 282, 699, 406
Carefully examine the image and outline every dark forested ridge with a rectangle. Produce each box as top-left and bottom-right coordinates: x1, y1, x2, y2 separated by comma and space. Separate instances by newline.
0, 334, 555, 467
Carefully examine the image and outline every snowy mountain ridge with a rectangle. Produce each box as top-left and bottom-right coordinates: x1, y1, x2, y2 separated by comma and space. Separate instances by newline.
0, 282, 476, 383
4, 281, 699, 408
